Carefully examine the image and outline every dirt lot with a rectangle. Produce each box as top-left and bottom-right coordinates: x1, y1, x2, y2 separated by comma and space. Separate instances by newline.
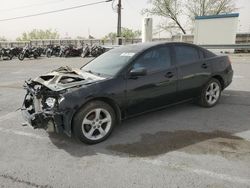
0, 55, 250, 188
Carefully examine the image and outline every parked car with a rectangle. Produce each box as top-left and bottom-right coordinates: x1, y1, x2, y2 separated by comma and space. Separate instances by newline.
21, 42, 233, 144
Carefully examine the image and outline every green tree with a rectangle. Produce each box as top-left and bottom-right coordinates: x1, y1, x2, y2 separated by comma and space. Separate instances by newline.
104, 32, 117, 40
0, 36, 7, 41
121, 28, 141, 40
16, 29, 60, 41
104, 28, 141, 40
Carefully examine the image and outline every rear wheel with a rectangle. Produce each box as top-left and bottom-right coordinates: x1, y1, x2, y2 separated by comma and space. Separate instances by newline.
73, 101, 116, 144
199, 78, 222, 107
46, 51, 52, 58
33, 52, 38, 59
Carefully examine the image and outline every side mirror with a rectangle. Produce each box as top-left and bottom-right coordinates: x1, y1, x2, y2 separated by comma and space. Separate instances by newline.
129, 67, 147, 77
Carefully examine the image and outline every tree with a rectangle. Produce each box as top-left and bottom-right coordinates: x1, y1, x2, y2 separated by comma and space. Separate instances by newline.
142, 0, 186, 34
104, 32, 117, 41
187, 0, 236, 19
16, 29, 60, 41
121, 28, 141, 40
104, 28, 141, 41
142, 0, 236, 35
0, 36, 7, 41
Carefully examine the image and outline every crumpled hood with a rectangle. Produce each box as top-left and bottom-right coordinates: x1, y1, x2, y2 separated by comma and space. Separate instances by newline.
33, 66, 106, 91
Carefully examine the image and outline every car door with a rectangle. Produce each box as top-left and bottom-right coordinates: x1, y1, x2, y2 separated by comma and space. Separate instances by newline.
174, 44, 212, 100
125, 45, 178, 116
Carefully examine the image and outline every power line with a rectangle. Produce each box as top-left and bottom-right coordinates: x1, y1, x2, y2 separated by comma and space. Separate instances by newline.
0, 0, 112, 22
0, 0, 64, 12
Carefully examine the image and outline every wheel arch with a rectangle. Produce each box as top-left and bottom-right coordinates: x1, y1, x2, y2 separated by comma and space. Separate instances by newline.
212, 75, 225, 90
71, 97, 122, 133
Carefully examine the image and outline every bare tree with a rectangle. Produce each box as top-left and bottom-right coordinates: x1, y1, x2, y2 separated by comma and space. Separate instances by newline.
142, 0, 187, 34
187, 0, 236, 19
143, 0, 236, 35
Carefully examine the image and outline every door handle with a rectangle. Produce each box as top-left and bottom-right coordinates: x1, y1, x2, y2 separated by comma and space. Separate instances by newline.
201, 63, 208, 69
165, 72, 174, 78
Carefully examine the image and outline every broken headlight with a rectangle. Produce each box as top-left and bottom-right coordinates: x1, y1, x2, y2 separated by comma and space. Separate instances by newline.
45, 97, 56, 108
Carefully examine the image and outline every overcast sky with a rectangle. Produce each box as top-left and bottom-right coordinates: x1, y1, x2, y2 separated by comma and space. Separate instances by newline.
0, 0, 249, 40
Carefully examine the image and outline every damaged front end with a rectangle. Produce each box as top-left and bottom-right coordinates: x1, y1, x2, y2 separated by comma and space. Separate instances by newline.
21, 79, 64, 133
21, 66, 106, 135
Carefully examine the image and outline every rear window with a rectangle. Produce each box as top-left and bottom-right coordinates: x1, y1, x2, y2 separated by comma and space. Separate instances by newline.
203, 49, 216, 58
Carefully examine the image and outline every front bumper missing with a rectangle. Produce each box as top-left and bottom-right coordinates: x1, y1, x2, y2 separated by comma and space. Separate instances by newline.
21, 82, 64, 133
21, 108, 58, 132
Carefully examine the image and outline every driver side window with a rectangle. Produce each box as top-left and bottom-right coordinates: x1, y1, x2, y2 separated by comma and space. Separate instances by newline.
133, 46, 171, 73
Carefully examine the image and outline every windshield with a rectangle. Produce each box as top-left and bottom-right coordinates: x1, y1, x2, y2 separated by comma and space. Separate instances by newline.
82, 50, 135, 76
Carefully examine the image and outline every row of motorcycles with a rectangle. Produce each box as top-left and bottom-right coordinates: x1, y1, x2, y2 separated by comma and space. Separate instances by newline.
46, 44, 107, 58
0, 44, 108, 61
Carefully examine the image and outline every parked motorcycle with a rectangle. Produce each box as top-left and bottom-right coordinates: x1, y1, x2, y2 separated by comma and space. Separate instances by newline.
36, 47, 45, 57
0, 48, 15, 60
90, 45, 106, 57
64, 45, 83, 57
18, 47, 39, 61
81, 44, 91, 58
46, 45, 61, 58
59, 46, 67, 57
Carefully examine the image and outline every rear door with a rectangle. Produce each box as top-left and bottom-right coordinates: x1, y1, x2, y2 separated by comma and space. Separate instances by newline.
125, 45, 178, 116
174, 44, 211, 100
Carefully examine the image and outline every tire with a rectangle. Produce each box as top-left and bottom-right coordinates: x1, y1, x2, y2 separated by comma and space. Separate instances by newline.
81, 51, 89, 58
73, 101, 116, 144
199, 78, 222, 108
33, 52, 38, 59
65, 51, 70, 58
9, 54, 14, 60
46, 51, 52, 58
18, 53, 25, 61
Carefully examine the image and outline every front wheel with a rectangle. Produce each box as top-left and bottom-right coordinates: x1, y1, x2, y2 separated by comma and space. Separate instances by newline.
9, 54, 14, 60
199, 78, 222, 107
18, 53, 25, 61
73, 101, 116, 144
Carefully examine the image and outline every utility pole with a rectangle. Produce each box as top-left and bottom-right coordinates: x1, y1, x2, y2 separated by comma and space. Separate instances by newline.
117, 0, 122, 45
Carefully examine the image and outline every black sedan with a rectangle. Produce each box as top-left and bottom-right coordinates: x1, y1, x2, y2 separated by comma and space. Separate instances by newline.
22, 42, 233, 144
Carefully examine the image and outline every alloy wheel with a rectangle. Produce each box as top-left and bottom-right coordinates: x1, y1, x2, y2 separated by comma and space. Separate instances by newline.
81, 108, 112, 141
205, 82, 220, 105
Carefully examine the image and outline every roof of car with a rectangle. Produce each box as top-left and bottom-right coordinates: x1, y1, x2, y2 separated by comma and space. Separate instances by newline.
110, 42, 164, 53
109, 42, 197, 53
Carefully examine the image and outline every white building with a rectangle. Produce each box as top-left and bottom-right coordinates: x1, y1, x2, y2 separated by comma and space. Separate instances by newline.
194, 13, 239, 46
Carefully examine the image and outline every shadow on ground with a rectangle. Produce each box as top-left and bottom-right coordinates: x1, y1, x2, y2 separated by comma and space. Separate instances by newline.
48, 90, 250, 159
